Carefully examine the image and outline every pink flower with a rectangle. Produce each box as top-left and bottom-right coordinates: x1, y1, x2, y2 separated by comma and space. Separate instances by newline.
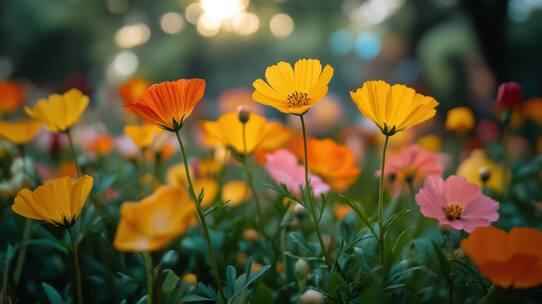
415, 175, 499, 232
379, 144, 443, 187
115, 135, 139, 159
265, 149, 330, 197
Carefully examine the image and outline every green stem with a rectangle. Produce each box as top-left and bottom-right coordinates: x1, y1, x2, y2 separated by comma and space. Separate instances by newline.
14, 146, 31, 284
241, 123, 265, 235
174, 130, 226, 303
66, 129, 82, 177
2, 250, 11, 297
502, 123, 510, 198
378, 135, 390, 272
299, 115, 331, 268
68, 227, 83, 304
143, 252, 154, 304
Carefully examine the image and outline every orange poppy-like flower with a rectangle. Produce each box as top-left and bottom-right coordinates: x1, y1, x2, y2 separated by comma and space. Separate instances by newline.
252, 59, 334, 115
124, 124, 163, 148
461, 226, 542, 289
90, 134, 114, 155
12, 175, 93, 226
124, 78, 206, 131
118, 76, 149, 104
0, 81, 24, 114
292, 137, 360, 191
0, 120, 40, 145
333, 204, 353, 220
114, 185, 196, 252
25, 89, 89, 132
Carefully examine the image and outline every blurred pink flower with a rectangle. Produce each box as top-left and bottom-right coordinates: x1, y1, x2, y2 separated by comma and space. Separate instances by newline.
265, 149, 329, 197
115, 135, 139, 159
415, 175, 499, 232
476, 119, 500, 143
378, 144, 443, 187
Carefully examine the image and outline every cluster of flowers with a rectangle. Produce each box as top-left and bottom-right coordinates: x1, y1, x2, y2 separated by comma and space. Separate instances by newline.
0, 59, 541, 303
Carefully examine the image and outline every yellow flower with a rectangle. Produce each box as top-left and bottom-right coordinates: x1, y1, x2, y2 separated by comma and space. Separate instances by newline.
182, 273, 198, 284
457, 150, 508, 193
166, 164, 218, 207
252, 59, 334, 115
12, 175, 93, 226
446, 107, 475, 133
221, 180, 251, 206
416, 134, 442, 152
200, 112, 282, 155
350, 81, 438, 135
0, 120, 40, 145
25, 89, 89, 132
124, 124, 163, 148
114, 185, 196, 252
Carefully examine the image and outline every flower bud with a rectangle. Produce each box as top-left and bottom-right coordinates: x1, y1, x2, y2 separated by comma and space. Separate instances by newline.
294, 259, 310, 291
497, 82, 523, 110
299, 289, 324, 304
237, 105, 251, 124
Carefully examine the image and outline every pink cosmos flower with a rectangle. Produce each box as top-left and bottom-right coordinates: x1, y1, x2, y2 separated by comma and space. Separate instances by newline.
415, 175, 499, 232
265, 149, 330, 197
378, 144, 443, 187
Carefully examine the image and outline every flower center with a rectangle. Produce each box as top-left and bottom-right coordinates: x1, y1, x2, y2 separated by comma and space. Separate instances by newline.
287, 91, 311, 108
443, 203, 464, 220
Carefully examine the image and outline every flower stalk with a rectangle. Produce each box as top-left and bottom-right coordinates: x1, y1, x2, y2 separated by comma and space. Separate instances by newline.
68, 226, 83, 304
174, 130, 226, 302
299, 114, 331, 268
378, 135, 390, 270
13, 145, 31, 284
142, 252, 154, 304
66, 129, 82, 177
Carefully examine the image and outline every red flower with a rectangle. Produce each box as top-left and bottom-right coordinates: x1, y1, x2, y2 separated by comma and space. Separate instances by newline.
497, 82, 523, 110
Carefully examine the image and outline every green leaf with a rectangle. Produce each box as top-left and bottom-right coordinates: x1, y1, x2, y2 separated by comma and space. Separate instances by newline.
391, 228, 411, 262
384, 208, 410, 231
162, 269, 180, 295
182, 294, 215, 302
340, 194, 378, 239
229, 265, 271, 303
42, 282, 64, 304
226, 265, 237, 297
249, 283, 273, 304
135, 295, 148, 304
431, 241, 451, 279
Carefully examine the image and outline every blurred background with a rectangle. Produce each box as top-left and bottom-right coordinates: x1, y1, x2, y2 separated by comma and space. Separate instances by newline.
1, 0, 542, 123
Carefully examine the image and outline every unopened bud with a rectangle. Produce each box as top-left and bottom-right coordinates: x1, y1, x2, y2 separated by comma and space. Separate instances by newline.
497, 82, 523, 110
293, 203, 306, 216
237, 105, 251, 124
478, 166, 491, 183
299, 289, 324, 304
295, 259, 310, 290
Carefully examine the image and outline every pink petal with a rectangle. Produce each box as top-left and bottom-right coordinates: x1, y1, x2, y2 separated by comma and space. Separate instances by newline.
443, 175, 480, 204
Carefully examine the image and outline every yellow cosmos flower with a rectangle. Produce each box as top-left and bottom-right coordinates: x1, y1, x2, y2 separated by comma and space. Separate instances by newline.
12, 175, 93, 226
221, 180, 251, 206
25, 89, 89, 132
252, 59, 334, 115
200, 112, 282, 155
445, 107, 475, 133
457, 150, 508, 193
114, 185, 196, 252
0, 120, 40, 145
124, 124, 163, 148
350, 81, 438, 135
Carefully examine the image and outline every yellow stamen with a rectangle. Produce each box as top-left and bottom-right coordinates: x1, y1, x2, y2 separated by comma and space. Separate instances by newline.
287, 91, 310, 109
444, 203, 464, 220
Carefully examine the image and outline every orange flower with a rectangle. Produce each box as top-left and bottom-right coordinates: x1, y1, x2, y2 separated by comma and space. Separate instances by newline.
0, 120, 40, 145
90, 134, 114, 155
118, 76, 149, 104
114, 185, 196, 252
124, 79, 205, 131
333, 204, 353, 220
292, 137, 360, 191
0, 81, 24, 114
461, 226, 542, 289
522, 98, 542, 124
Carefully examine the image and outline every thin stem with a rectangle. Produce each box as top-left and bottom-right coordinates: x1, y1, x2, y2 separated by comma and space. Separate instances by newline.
378, 135, 390, 272
174, 130, 226, 303
14, 146, 32, 284
66, 130, 82, 177
241, 123, 265, 235
502, 123, 510, 198
299, 115, 331, 268
142, 252, 154, 304
68, 227, 83, 304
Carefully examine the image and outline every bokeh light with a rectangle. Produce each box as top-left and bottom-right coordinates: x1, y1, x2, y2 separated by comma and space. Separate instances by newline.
114, 23, 151, 48
269, 13, 294, 38
355, 32, 381, 60
160, 12, 185, 34
233, 12, 260, 36
329, 30, 354, 55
